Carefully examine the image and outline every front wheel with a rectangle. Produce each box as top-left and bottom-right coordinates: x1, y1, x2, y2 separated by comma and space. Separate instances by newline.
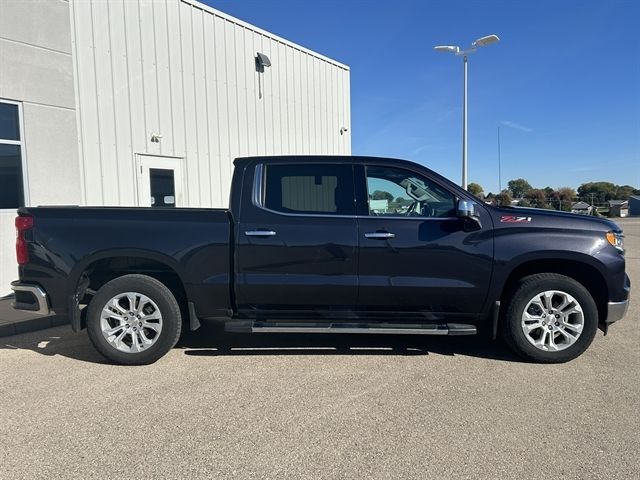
86, 274, 182, 365
502, 273, 598, 363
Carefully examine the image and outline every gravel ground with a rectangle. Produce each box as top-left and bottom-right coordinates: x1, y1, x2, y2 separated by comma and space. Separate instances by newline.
1, 217, 638, 480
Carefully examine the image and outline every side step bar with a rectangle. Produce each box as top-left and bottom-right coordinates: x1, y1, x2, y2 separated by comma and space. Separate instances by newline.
225, 321, 477, 336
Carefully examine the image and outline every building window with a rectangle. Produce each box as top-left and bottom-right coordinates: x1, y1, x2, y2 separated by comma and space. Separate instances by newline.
0, 102, 25, 209
264, 163, 355, 215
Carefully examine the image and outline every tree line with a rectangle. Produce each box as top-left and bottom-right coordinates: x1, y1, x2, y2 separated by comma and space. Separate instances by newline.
466, 179, 639, 211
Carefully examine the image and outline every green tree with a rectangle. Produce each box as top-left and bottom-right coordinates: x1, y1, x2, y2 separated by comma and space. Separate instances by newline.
371, 190, 393, 202
507, 178, 532, 199
524, 188, 549, 208
466, 182, 484, 198
553, 187, 576, 211
615, 185, 637, 200
577, 182, 617, 203
495, 189, 513, 206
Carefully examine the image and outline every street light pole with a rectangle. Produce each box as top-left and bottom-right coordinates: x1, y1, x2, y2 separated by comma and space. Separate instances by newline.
434, 34, 500, 190
462, 55, 468, 189
497, 126, 502, 193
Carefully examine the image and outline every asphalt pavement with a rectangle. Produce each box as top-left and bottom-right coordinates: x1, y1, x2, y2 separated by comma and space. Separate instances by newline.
1, 217, 638, 480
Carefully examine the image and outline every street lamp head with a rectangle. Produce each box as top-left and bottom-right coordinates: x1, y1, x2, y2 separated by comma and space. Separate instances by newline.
434, 45, 460, 54
472, 34, 500, 48
433, 34, 500, 190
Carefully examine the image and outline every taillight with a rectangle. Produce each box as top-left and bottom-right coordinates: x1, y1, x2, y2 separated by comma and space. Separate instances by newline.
15, 216, 34, 265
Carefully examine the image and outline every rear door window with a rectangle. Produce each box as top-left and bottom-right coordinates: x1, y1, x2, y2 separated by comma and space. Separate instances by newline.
263, 164, 355, 215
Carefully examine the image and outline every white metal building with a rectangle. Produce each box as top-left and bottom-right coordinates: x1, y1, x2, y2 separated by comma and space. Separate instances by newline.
0, 0, 351, 295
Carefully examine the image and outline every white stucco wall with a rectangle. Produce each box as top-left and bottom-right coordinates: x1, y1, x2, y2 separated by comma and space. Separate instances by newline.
0, 0, 81, 295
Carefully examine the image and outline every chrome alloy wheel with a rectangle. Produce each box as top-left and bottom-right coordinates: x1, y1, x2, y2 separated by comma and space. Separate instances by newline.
100, 292, 163, 353
521, 290, 584, 352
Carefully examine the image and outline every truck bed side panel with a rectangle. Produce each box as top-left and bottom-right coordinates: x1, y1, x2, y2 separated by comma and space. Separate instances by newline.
17, 207, 232, 318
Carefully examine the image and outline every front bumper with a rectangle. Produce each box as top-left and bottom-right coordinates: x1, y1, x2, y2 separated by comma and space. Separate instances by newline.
11, 281, 51, 316
606, 299, 629, 325
604, 273, 630, 327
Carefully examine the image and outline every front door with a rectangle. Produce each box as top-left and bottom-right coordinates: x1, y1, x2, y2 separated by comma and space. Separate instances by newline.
356, 163, 493, 320
235, 161, 358, 317
136, 155, 185, 207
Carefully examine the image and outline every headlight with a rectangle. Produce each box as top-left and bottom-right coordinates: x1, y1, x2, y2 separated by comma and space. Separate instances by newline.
606, 231, 625, 253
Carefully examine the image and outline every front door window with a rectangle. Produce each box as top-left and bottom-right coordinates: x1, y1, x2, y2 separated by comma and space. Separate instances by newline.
365, 165, 456, 218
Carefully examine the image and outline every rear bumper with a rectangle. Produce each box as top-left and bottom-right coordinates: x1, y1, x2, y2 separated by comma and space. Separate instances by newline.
11, 281, 51, 316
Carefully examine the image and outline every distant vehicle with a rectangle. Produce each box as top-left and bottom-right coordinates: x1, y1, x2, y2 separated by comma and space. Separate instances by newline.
571, 201, 593, 215
12, 156, 630, 365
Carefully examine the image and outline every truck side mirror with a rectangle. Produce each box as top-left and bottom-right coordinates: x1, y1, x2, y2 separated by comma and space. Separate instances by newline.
457, 199, 482, 231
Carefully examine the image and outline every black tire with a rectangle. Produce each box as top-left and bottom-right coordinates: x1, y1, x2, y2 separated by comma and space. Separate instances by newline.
86, 274, 182, 365
501, 273, 598, 363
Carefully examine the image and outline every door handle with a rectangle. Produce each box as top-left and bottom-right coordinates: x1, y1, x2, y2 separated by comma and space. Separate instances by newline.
245, 230, 277, 237
364, 232, 395, 239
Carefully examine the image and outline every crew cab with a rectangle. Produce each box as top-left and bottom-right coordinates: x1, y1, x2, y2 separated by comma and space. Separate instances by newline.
12, 156, 630, 364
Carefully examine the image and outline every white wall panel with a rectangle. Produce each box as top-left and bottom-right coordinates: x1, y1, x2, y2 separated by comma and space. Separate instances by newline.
0, 0, 72, 54
71, 0, 350, 208
1, 1, 81, 294
107, 0, 136, 205
0, 39, 75, 109
22, 103, 82, 206
121, 0, 148, 162
166, 0, 186, 160
139, 0, 161, 158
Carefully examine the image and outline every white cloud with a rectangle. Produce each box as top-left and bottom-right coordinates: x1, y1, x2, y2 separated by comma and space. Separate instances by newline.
500, 120, 533, 132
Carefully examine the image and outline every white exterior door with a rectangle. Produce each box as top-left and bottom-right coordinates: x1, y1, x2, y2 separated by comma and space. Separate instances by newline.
136, 155, 185, 208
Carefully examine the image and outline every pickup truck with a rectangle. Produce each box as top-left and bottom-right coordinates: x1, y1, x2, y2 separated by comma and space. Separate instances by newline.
12, 156, 630, 364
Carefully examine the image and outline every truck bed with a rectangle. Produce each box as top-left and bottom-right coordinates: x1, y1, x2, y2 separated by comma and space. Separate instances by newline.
17, 206, 233, 323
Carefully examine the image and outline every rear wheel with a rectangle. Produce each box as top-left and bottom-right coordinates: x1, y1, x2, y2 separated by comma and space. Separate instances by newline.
502, 273, 598, 363
86, 274, 182, 365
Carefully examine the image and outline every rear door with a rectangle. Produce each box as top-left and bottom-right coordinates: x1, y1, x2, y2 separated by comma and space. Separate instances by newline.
235, 160, 358, 318
355, 163, 493, 320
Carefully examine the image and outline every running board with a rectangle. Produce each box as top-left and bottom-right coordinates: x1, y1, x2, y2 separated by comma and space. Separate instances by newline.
225, 321, 477, 336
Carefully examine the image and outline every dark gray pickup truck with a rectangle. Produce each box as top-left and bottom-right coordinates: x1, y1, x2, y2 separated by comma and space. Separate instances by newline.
12, 156, 630, 364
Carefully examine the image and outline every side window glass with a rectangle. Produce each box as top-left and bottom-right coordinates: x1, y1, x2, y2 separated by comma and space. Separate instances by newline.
365, 165, 455, 218
263, 164, 355, 215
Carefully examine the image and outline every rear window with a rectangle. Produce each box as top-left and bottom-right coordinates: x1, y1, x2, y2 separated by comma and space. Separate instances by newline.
263, 164, 355, 215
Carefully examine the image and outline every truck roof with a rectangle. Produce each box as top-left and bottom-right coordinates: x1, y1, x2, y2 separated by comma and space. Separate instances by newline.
233, 155, 432, 169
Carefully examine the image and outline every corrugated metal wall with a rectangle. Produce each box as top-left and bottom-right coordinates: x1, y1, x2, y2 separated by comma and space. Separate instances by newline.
70, 0, 351, 208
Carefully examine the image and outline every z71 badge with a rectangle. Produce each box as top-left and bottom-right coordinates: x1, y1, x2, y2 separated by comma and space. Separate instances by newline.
500, 215, 532, 223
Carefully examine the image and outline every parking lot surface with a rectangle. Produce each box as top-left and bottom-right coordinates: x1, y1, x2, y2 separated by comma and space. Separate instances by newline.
1, 218, 638, 480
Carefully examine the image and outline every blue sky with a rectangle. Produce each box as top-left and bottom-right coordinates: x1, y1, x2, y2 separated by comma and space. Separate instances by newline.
208, 0, 639, 193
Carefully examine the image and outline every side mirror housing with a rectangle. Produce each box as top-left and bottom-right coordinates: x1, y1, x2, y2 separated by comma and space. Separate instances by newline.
457, 199, 477, 218
457, 199, 482, 231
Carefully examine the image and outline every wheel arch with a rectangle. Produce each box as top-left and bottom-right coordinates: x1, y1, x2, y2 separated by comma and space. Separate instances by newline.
498, 257, 608, 325
68, 249, 189, 331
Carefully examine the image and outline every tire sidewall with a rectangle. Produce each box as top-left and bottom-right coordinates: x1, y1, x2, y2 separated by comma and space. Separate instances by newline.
504, 274, 598, 363
86, 275, 181, 365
